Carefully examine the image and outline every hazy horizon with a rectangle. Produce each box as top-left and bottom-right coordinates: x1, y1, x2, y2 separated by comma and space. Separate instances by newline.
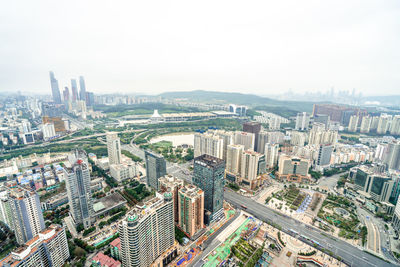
1, 0, 399, 96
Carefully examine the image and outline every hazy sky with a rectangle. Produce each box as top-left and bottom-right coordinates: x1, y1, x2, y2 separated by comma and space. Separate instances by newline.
1, 0, 399, 96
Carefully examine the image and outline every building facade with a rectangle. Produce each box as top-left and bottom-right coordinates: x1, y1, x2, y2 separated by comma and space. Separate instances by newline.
145, 150, 167, 190
178, 184, 204, 237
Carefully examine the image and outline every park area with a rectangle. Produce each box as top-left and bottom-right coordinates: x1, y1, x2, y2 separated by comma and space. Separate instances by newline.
317, 194, 361, 239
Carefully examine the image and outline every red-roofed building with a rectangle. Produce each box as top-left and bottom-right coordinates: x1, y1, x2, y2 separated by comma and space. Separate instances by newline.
110, 238, 121, 260
92, 252, 121, 267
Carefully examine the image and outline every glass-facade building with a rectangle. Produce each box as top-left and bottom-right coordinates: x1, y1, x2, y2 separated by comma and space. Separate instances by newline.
145, 150, 166, 190
193, 154, 225, 224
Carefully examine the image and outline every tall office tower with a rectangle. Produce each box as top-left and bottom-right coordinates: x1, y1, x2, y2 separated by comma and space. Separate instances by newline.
79, 76, 87, 102
158, 175, 184, 224
106, 132, 122, 165
348, 115, 359, 132
370, 116, 380, 131
119, 193, 175, 267
71, 79, 78, 101
193, 155, 225, 223
194, 132, 224, 159
289, 131, 306, 147
226, 144, 244, 175
234, 131, 255, 151
383, 141, 400, 171
360, 115, 372, 133
243, 122, 261, 151
64, 151, 93, 229
377, 114, 391, 134
264, 143, 279, 169
49, 71, 62, 104
178, 184, 204, 237
209, 130, 234, 161
62, 86, 70, 102
86, 91, 95, 106
316, 144, 333, 168
0, 224, 69, 267
240, 150, 266, 181
6, 186, 45, 244
295, 112, 310, 131
390, 115, 400, 136
354, 166, 394, 202
145, 150, 167, 190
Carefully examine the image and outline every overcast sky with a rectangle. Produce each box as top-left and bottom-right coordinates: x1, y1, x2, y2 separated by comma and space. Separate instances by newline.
0, 0, 399, 96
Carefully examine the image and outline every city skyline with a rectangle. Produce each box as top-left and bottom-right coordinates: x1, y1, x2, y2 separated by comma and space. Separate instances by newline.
1, 1, 399, 96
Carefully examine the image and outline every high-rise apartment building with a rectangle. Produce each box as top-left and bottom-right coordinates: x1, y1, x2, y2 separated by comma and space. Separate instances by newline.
370, 116, 380, 131
71, 79, 78, 102
49, 71, 62, 104
295, 112, 310, 131
308, 126, 338, 146
194, 132, 224, 159
158, 175, 184, 224
107, 132, 122, 165
119, 193, 175, 267
226, 144, 244, 175
289, 131, 306, 147
209, 130, 234, 160
145, 150, 167, 190
5, 186, 45, 245
62, 87, 70, 102
257, 131, 284, 154
0, 224, 69, 267
79, 76, 87, 102
178, 184, 204, 237
193, 155, 225, 223
264, 143, 279, 169
390, 115, 400, 136
64, 151, 93, 229
393, 196, 400, 234
240, 150, 266, 188
383, 141, 400, 171
377, 114, 391, 134
348, 115, 359, 132
360, 115, 372, 133
234, 131, 255, 151
243, 122, 261, 151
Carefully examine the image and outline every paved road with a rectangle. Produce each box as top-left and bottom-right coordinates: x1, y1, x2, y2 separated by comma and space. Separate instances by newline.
224, 190, 397, 267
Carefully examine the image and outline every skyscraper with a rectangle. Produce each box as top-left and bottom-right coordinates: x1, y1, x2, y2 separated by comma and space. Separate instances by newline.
348, 115, 359, 132
6, 186, 46, 244
79, 76, 87, 102
119, 193, 175, 267
240, 150, 266, 189
178, 184, 204, 237
158, 175, 184, 224
64, 151, 93, 229
316, 144, 333, 168
193, 154, 225, 223
264, 143, 279, 169
145, 150, 167, 190
71, 79, 78, 102
360, 115, 372, 133
49, 71, 62, 104
243, 122, 261, 151
107, 132, 122, 165
63, 86, 70, 102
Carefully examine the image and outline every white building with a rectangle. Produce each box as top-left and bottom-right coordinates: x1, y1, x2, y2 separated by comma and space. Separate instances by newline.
348, 115, 359, 132
110, 162, 136, 182
41, 123, 56, 140
234, 131, 255, 151
194, 132, 224, 159
107, 132, 122, 165
226, 144, 244, 175
295, 112, 310, 131
264, 143, 279, 169
119, 193, 175, 267
377, 114, 391, 134
360, 116, 372, 133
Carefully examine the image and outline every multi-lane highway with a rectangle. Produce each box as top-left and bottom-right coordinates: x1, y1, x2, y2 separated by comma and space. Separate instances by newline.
224, 189, 397, 267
